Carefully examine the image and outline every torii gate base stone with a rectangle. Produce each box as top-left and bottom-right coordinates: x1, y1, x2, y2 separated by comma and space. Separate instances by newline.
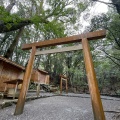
14, 30, 106, 120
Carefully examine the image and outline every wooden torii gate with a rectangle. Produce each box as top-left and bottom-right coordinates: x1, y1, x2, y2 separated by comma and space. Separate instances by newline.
59, 74, 68, 94
14, 30, 106, 120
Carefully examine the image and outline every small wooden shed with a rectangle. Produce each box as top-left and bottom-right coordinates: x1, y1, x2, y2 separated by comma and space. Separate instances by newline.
0, 56, 49, 94
31, 69, 49, 84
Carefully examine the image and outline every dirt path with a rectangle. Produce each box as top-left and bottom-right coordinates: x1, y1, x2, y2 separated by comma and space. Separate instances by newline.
0, 93, 120, 120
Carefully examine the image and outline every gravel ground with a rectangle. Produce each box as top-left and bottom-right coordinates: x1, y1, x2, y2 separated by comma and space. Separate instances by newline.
0, 93, 120, 120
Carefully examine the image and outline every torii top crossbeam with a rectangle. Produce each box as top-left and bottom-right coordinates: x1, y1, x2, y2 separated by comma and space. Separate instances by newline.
22, 30, 106, 50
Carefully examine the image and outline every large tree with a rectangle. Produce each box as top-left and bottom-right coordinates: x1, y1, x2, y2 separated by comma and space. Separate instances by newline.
0, 0, 89, 59
0, 0, 88, 33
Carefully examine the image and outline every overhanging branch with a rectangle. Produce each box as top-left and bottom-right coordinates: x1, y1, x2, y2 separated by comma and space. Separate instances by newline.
0, 19, 49, 33
0, 20, 31, 33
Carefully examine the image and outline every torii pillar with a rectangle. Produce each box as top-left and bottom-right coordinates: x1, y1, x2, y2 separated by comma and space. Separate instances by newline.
82, 38, 105, 120
14, 30, 106, 120
14, 46, 36, 115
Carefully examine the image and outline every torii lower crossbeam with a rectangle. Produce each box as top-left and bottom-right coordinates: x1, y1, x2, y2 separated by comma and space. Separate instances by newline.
35, 44, 82, 55
14, 30, 106, 120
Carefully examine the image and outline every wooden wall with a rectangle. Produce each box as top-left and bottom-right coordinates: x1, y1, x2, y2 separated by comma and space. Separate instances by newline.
0, 59, 24, 91
31, 69, 49, 84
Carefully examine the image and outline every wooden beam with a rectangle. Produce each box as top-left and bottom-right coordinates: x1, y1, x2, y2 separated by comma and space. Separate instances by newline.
60, 75, 68, 94
66, 79, 68, 94
36, 83, 40, 97
22, 30, 106, 50
61, 78, 67, 81
14, 46, 36, 115
35, 44, 82, 55
60, 77, 62, 94
60, 74, 68, 79
82, 38, 105, 120
13, 82, 18, 99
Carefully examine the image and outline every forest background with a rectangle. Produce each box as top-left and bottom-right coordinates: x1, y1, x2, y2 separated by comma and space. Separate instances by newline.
0, 0, 120, 95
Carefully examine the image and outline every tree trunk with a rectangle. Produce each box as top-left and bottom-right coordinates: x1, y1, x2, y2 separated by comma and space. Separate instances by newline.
111, 0, 120, 14
0, 0, 16, 54
4, 27, 24, 59
5, 0, 16, 12
0, 0, 48, 33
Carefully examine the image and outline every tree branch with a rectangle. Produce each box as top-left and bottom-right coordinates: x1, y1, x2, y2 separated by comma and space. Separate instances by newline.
92, 0, 115, 8
4, 27, 24, 58
0, 20, 31, 33
0, 18, 49, 33
103, 49, 120, 61
92, 0, 120, 14
92, 0, 114, 5
101, 49, 120, 66
107, 27, 120, 48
